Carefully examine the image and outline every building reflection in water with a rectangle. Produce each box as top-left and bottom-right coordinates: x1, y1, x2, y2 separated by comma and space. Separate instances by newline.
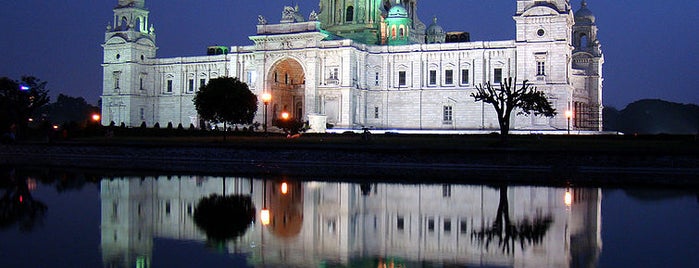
100, 176, 601, 267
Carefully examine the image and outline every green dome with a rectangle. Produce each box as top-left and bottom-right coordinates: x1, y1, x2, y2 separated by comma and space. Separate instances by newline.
387, 4, 408, 18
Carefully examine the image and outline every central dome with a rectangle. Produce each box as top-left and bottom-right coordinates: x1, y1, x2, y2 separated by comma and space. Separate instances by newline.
387, 4, 408, 18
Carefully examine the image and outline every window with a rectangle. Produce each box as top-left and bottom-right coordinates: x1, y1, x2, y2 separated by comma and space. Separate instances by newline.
139, 78, 143, 90
188, 79, 194, 92
331, 68, 339, 80
428, 218, 435, 232
537, 61, 546, 76
374, 72, 380, 86
166, 80, 173, 93
444, 220, 452, 232
443, 184, 452, 197
139, 108, 145, 120
274, 72, 278, 83
374, 106, 379, 119
461, 69, 469, 85
445, 70, 454, 85
113, 72, 120, 89
460, 221, 467, 234
429, 70, 437, 85
285, 73, 289, 84
397, 216, 404, 230
200, 79, 206, 89
346, 6, 354, 22
443, 106, 453, 124
494, 68, 503, 84
398, 71, 406, 86
165, 202, 171, 215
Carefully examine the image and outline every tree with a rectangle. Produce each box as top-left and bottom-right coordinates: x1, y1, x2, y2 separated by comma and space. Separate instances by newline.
36, 94, 99, 126
0, 76, 50, 138
193, 77, 258, 139
471, 77, 556, 143
471, 185, 553, 254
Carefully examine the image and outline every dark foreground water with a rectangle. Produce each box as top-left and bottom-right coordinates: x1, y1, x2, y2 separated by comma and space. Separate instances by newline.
0, 168, 697, 268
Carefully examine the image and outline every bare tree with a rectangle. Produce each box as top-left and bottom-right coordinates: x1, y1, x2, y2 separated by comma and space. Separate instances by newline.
472, 77, 556, 143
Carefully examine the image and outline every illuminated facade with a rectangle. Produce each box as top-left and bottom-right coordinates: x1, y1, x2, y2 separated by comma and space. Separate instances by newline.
101, 0, 603, 132
100, 177, 602, 267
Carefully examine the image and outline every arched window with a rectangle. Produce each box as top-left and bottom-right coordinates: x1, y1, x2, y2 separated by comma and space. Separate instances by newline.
399, 26, 405, 38
121, 17, 129, 30
580, 34, 589, 48
346, 6, 354, 22
134, 17, 142, 32
391, 26, 397, 39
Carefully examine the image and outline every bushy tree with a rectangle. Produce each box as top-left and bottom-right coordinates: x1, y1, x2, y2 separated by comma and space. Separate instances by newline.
0, 76, 50, 138
193, 77, 258, 138
36, 94, 98, 125
472, 77, 556, 143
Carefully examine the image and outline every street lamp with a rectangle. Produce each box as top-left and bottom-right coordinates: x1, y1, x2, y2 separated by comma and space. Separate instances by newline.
281, 111, 290, 121
565, 110, 573, 135
91, 113, 101, 122
261, 93, 271, 134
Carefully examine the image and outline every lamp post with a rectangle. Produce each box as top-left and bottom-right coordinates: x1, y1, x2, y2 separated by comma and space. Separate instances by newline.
565, 110, 573, 135
261, 93, 271, 134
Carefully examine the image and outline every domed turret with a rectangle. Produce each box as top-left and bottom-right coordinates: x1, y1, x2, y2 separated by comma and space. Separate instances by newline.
387, 4, 409, 18
425, 17, 446, 44
574, 0, 596, 24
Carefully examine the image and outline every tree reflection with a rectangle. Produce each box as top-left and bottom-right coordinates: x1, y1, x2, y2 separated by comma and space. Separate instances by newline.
471, 186, 553, 254
0, 169, 47, 232
193, 194, 255, 245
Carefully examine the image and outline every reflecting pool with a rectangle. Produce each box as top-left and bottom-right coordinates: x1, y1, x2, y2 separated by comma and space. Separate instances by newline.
1, 168, 697, 267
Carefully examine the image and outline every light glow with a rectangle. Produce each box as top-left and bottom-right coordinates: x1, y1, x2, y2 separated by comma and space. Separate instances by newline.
565, 190, 572, 207
260, 209, 270, 225
91, 114, 101, 122
281, 182, 288, 195
565, 110, 573, 119
281, 112, 290, 120
52, 125, 59, 130
261, 93, 272, 104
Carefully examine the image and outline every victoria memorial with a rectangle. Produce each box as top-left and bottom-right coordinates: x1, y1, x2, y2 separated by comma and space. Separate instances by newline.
101, 0, 604, 133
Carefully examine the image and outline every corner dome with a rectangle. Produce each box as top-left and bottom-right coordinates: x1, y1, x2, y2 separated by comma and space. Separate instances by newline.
426, 17, 444, 35
387, 4, 408, 18
575, 1, 596, 24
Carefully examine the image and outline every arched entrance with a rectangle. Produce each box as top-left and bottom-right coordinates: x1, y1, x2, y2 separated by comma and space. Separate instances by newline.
267, 58, 306, 126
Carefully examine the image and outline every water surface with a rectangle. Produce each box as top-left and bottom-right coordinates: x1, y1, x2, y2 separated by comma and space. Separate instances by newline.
0, 168, 697, 267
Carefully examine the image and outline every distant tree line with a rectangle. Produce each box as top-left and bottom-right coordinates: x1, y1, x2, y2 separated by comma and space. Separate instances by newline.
604, 99, 699, 135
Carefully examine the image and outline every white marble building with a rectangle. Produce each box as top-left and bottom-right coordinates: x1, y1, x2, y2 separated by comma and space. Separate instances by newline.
100, 177, 602, 267
101, 0, 603, 132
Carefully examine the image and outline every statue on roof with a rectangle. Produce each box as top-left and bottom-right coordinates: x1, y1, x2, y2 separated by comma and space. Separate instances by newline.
281, 5, 305, 23
258, 15, 267, 25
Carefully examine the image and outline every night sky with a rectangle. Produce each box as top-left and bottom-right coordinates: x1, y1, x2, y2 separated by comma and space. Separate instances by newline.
1, 0, 697, 109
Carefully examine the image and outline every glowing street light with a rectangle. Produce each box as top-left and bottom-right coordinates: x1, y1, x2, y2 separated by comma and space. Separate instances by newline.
565, 110, 573, 135
260, 209, 270, 226
261, 93, 271, 134
565, 189, 573, 207
281, 182, 288, 195
281, 111, 290, 121
91, 113, 101, 122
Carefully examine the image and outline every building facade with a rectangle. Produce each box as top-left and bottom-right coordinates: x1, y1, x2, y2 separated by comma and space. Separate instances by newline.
101, 0, 603, 132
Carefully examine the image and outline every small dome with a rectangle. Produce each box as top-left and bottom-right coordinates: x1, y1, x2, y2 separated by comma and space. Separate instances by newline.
575, 1, 596, 24
387, 4, 408, 18
426, 17, 444, 35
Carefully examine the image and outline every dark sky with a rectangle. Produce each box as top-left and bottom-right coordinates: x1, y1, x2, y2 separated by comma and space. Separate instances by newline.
1, 0, 697, 109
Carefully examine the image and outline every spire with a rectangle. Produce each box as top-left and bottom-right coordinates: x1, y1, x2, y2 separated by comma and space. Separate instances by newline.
581, 0, 587, 8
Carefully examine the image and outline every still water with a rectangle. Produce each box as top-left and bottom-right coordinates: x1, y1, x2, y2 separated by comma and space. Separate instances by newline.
0, 168, 697, 268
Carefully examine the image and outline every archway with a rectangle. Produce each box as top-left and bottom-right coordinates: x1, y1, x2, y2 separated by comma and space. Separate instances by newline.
267, 58, 306, 126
